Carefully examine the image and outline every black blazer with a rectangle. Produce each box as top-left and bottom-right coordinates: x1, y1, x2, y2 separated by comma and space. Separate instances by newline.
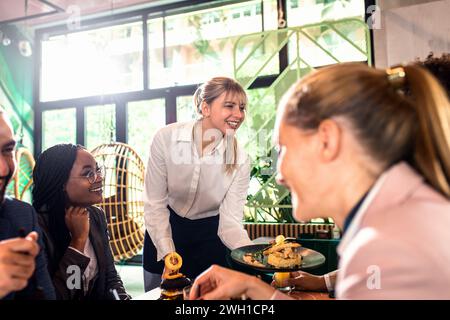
38, 205, 130, 300
0, 197, 55, 300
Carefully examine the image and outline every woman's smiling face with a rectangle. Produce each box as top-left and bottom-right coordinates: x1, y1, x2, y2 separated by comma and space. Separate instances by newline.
65, 149, 103, 207
202, 91, 247, 135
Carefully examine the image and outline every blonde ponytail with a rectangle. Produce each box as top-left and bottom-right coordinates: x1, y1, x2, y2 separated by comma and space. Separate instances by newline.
404, 65, 450, 198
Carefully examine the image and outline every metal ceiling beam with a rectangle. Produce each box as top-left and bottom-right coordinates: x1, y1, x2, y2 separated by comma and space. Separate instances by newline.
38, 0, 64, 12
0, 0, 64, 26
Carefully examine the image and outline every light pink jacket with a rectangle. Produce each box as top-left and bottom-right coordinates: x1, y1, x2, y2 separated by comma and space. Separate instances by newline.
336, 162, 450, 299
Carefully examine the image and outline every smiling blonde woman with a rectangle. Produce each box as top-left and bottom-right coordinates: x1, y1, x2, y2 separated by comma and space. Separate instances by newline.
143, 77, 254, 291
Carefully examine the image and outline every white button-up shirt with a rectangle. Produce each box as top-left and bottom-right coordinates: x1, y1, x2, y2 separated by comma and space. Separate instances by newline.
144, 120, 253, 261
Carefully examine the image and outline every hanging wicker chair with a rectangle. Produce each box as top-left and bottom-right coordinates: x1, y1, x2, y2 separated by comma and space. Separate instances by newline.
91, 142, 145, 262
6, 146, 35, 201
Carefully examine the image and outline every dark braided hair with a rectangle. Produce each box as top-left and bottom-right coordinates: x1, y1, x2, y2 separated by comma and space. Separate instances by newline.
32, 143, 84, 265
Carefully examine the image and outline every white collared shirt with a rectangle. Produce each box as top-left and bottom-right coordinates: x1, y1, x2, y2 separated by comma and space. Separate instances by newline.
143, 120, 253, 261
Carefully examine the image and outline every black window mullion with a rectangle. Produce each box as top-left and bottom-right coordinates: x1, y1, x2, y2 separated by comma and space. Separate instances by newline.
278, 0, 288, 73
166, 91, 176, 124
260, 0, 264, 31
76, 106, 85, 146
116, 101, 127, 143
365, 0, 376, 65
33, 32, 42, 156
143, 13, 149, 89
34, 106, 42, 156
162, 14, 167, 68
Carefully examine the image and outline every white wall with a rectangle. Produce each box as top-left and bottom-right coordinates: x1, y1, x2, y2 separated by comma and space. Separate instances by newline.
373, 0, 450, 67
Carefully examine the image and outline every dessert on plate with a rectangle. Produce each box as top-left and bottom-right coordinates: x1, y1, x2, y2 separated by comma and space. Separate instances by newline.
159, 252, 191, 300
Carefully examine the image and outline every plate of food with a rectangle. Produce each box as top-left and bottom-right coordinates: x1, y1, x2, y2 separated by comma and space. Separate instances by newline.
230, 235, 326, 272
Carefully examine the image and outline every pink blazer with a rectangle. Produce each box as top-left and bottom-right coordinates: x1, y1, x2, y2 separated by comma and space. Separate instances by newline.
336, 162, 450, 299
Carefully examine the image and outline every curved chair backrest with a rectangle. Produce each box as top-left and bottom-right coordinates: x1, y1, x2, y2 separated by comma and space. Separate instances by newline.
7, 147, 35, 201
91, 142, 145, 262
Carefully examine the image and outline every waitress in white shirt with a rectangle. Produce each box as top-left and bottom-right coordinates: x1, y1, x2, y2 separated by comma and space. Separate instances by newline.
143, 77, 254, 290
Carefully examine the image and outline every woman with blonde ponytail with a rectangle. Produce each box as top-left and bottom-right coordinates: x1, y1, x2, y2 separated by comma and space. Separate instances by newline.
187, 63, 450, 300
142, 77, 253, 291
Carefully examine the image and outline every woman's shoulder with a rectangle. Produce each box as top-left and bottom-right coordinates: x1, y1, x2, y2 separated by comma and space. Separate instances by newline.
150, 120, 197, 146
158, 120, 196, 136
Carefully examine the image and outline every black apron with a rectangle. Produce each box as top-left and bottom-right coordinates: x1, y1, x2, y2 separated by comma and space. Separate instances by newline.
143, 206, 230, 280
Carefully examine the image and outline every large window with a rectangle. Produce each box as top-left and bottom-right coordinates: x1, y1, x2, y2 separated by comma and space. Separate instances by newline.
127, 99, 166, 162
176, 95, 197, 123
85, 104, 116, 151
237, 87, 276, 160
36, 0, 370, 224
287, 0, 365, 26
148, 0, 278, 88
41, 21, 143, 102
36, 0, 286, 155
287, 0, 368, 67
42, 108, 76, 151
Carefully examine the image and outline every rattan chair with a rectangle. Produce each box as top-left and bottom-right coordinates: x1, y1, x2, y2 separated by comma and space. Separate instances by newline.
91, 142, 145, 262
7, 146, 35, 201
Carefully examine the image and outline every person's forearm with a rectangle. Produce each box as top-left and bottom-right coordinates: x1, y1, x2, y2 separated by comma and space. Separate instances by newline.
144, 206, 174, 262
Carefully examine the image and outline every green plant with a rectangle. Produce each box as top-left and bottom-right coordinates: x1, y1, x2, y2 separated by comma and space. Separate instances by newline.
245, 151, 295, 223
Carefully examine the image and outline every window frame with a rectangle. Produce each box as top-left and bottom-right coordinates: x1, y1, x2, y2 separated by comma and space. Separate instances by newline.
34, 0, 282, 156
33, 0, 375, 156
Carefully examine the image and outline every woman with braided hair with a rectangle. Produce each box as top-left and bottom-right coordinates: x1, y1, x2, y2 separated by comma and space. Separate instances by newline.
33, 144, 130, 300
188, 62, 450, 300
